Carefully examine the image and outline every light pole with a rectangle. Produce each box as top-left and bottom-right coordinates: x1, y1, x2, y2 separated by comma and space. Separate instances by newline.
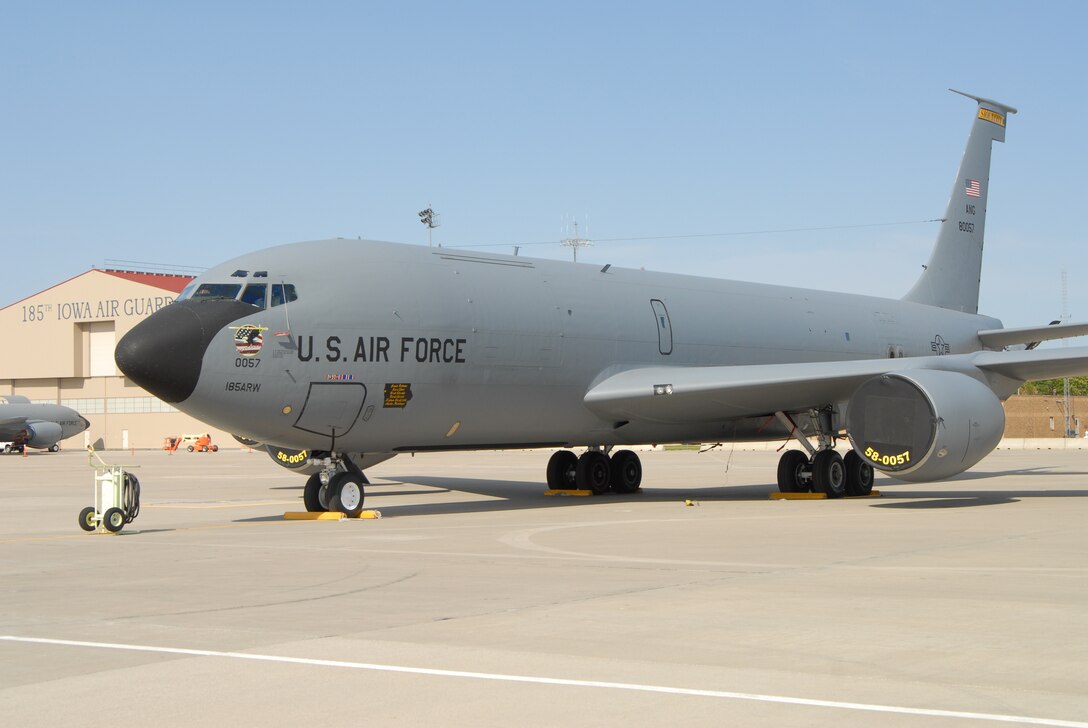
418, 207, 440, 247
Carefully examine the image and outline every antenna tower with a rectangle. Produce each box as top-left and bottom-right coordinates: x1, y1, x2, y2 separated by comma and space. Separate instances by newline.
1062, 270, 1073, 437
561, 218, 590, 262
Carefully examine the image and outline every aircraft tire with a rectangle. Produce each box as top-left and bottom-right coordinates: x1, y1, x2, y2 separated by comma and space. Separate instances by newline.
78, 506, 97, 532
103, 507, 125, 533
843, 450, 874, 496
576, 452, 610, 495
303, 474, 326, 512
327, 472, 365, 517
609, 450, 642, 493
546, 450, 578, 489
49, 444, 60, 452
812, 450, 846, 498
776, 450, 809, 493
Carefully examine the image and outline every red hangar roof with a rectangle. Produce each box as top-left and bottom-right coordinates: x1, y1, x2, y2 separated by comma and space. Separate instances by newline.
98, 269, 194, 293
1, 269, 195, 311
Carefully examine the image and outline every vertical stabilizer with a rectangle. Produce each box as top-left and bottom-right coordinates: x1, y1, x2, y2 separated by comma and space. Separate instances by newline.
902, 90, 1017, 313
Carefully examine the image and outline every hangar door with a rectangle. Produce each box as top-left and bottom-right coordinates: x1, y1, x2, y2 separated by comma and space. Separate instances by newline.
292, 382, 367, 440
87, 322, 117, 376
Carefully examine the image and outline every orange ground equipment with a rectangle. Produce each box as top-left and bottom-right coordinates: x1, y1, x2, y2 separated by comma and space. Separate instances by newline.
187, 434, 219, 453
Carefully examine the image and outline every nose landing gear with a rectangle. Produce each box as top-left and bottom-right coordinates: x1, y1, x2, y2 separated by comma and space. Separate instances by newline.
302, 453, 369, 516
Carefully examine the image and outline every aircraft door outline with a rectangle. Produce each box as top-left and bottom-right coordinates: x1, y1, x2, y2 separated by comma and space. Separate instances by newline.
292, 382, 368, 443
650, 299, 673, 355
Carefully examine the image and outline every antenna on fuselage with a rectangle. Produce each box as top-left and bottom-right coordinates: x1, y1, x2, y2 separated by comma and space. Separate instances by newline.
276, 278, 292, 338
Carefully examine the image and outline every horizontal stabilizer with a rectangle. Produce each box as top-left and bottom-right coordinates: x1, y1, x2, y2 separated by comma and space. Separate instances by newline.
949, 89, 1018, 116
973, 346, 1088, 382
978, 321, 1088, 349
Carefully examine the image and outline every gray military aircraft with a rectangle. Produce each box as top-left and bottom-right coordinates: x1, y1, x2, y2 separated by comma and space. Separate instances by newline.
0, 395, 90, 452
115, 90, 1088, 515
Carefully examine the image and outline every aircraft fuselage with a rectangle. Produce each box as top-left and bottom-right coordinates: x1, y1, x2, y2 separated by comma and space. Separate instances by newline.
172, 240, 1001, 452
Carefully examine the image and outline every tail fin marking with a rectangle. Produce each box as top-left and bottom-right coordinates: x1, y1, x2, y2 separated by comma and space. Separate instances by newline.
902, 89, 1017, 313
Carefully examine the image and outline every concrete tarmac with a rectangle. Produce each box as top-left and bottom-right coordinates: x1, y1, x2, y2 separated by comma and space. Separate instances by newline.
1, 447, 1086, 727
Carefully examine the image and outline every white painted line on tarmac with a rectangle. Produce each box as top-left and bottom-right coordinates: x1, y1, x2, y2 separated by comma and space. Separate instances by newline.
2, 635, 1084, 727
145, 500, 299, 509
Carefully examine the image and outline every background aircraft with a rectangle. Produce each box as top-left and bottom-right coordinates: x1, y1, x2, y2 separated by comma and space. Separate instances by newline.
115, 90, 1088, 515
0, 396, 90, 452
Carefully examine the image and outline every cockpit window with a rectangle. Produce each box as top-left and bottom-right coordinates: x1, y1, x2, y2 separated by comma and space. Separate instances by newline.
177, 282, 198, 301
177, 280, 295, 306
240, 284, 267, 309
188, 283, 242, 301
270, 284, 298, 307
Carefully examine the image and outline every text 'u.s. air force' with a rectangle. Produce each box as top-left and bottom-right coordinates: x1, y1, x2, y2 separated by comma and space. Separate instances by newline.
296, 335, 467, 364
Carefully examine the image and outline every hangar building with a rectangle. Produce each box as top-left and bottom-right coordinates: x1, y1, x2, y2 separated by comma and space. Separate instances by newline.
1, 268, 233, 450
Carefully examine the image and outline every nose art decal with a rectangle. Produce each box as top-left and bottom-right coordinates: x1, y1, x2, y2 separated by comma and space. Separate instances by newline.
231, 324, 268, 357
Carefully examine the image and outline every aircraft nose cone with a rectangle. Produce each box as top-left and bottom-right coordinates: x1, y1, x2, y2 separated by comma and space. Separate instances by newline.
78, 416, 90, 432
115, 299, 259, 403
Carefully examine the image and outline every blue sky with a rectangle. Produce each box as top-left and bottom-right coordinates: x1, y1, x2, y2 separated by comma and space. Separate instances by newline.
2, 1, 1085, 329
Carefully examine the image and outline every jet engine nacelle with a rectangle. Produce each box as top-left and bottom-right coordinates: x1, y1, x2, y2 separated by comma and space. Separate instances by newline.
847, 370, 1004, 482
24, 421, 63, 448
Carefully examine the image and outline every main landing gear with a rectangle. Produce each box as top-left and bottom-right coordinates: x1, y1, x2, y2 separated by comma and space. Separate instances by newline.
774, 410, 874, 498
302, 453, 370, 516
546, 448, 643, 495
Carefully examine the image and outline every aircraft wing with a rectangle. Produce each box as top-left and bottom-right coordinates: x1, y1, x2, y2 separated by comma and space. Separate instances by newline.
583, 347, 1088, 425
584, 357, 954, 424
0, 416, 29, 440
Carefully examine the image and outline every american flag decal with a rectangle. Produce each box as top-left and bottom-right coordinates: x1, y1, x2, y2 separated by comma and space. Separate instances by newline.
965, 179, 981, 198
231, 324, 267, 357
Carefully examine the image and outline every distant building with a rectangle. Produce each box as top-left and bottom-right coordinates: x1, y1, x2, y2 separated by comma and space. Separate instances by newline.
0, 269, 233, 450
1002, 395, 1084, 439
